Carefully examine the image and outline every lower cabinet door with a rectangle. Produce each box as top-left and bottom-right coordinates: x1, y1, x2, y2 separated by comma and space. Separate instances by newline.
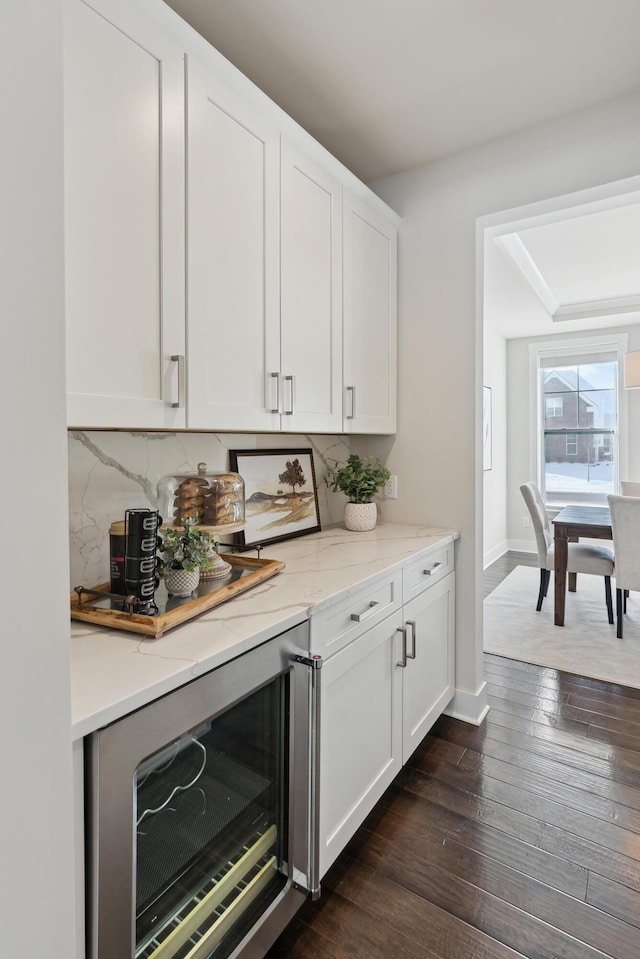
318, 610, 403, 878
401, 572, 455, 762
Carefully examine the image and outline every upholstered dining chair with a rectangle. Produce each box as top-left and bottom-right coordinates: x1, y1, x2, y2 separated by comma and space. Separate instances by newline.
607, 494, 640, 638
621, 481, 640, 496
520, 482, 614, 622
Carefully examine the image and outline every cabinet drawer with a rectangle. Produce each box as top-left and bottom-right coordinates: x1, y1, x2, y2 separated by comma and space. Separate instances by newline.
402, 541, 454, 604
310, 572, 401, 658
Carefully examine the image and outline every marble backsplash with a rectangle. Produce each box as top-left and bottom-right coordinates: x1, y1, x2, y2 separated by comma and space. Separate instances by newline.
68, 431, 351, 589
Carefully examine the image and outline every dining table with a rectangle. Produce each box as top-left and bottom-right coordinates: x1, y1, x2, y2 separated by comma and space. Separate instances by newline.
551, 504, 612, 626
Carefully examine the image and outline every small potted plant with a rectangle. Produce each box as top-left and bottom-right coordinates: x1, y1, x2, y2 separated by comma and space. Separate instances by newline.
157, 517, 212, 596
323, 453, 391, 531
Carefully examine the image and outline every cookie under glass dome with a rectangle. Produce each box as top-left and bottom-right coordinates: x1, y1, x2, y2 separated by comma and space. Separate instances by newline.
158, 463, 245, 533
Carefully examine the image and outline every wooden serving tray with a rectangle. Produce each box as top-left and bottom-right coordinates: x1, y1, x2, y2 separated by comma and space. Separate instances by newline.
70, 554, 285, 639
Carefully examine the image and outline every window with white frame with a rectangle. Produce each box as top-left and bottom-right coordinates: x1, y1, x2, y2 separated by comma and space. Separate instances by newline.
531, 336, 628, 506
546, 396, 563, 418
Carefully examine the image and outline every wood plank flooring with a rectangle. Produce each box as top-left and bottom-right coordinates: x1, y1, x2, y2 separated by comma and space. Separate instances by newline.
266, 554, 640, 959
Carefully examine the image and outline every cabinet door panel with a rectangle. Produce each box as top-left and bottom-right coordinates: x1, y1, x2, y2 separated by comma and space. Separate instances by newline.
280, 140, 342, 432
64, 0, 185, 428
187, 60, 280, 430
343, 195, 397, 433
402, 572, 455, 762
319, 611, 402, 877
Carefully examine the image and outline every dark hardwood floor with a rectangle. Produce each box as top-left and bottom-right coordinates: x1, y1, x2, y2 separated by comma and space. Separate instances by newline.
266, 553, 640, 959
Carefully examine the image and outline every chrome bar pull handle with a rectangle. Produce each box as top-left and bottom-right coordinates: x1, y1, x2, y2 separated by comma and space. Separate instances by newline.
268, 371, 280, 413
405, 619, 417, 660
350, 600, 379, 623
170, 354, 185, 409
292, 653, 322, 900
284, 374, 295, 415
396, 626, 408, 667
346, 385, 356, 419
423, 561, 442, 577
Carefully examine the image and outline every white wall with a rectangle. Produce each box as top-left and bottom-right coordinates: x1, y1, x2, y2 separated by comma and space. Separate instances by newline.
483, 327, 507, 567
0, 1, 77, 955
367, 88, 640, 723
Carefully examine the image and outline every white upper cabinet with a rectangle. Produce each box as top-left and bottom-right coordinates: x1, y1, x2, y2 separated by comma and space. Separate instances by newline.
279, 139, 343, 433
64, 0, 186, 428
186, 58, 281, 431
64, 0, 398, 434
343, 194, 398, 434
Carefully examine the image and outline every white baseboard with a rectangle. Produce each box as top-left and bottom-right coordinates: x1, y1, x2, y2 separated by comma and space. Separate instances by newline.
444, 681, 490, 726
508, 540, 537, 555
483, 539, 508, 569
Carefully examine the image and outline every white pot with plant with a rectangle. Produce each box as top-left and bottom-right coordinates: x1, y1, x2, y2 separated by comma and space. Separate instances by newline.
323, 454, 391, 532
158, 518, 212, 596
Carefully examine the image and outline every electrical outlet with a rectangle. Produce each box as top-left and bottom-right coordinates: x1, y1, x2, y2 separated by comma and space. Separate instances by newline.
522, 515, 531, 528
384, 475, 398, 499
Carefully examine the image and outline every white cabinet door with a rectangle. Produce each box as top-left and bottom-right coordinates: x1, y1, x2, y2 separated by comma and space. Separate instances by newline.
319, 610, 403, 877
343, 194, 397, 433
280, 139, 343, 432
64, 0, 186, 428
401, 572, 455, 762
186, 59, 281, 431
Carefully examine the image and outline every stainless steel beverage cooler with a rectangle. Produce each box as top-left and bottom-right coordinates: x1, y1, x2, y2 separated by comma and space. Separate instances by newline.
85, 621, 320, 959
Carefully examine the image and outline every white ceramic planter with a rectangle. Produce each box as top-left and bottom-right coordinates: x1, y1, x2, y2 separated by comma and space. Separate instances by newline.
165, 566, 200, 596
344, 502, 377, 532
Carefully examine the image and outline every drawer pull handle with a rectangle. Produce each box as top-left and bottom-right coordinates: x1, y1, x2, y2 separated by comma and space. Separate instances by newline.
396, 626, 408, 667
170, 354, 185, 409
350, 600, 379, 623
346, 385, 356, 419
268, 371, 280, 413
423, 562, 442, 576
406, 619, 417, 659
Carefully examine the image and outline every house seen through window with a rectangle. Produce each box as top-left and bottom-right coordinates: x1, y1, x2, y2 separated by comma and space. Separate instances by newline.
539, 349, 618, 506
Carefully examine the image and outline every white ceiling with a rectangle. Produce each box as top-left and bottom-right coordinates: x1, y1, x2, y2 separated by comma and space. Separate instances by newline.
164, 0, 640, 339
165, 0, 640, 183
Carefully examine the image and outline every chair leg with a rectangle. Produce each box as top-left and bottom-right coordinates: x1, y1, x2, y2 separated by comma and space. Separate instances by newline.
536, 569, 547, 611
604, 576, 613, 625
616, 587, 624, 639
568, 571, 577, 593
624, 589, 629, 613
543, 567, 550, 596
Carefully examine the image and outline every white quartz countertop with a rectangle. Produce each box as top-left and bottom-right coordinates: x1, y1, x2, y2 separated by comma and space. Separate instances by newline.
71, 522, 458, 739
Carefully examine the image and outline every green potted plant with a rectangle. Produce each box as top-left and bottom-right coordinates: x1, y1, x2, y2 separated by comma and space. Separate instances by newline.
158, 517, 212, 596
323, 453, 391, 531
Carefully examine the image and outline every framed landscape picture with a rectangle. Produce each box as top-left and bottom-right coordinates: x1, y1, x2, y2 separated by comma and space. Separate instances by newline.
229, 448, 321, 548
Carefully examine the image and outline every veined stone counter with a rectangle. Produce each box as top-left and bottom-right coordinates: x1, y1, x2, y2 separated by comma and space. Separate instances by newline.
71, 522, 459, 739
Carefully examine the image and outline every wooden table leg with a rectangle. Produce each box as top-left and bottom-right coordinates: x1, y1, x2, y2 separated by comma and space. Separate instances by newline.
554, 524, 568, 626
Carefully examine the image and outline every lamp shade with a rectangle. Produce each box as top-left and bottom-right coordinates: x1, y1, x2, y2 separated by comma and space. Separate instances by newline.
624, 350, 640, 389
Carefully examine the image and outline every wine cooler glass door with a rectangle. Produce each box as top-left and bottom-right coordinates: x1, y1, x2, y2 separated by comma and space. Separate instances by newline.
135, 674, 288, 959
86, 620, 313, 959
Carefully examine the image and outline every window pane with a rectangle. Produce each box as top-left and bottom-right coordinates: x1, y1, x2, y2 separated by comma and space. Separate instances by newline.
543, 365, 577, 393
544, 432, 615, 496
578, 388, 616, 429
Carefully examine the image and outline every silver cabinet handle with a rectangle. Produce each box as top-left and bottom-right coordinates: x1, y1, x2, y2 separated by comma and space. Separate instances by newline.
396, 626, 408, 667
405, 619, 417, 659
346, 385, 356, 419
350, 600, 379, 623
170, 354, 185, 409
268, 371, 280, 413
283, 374, 295, 415
292, 653, 322, 900
423, 561, 442, 577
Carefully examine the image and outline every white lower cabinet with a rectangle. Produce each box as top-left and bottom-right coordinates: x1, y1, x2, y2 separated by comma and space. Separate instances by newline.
319, 610, 403, 876
315, 551, 456, 878
400, 572, 455, 762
